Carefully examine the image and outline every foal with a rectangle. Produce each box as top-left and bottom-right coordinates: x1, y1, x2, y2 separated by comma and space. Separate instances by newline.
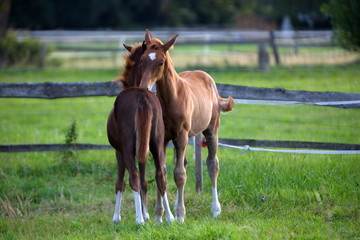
107, 44, 174, 224
139, 30, 234, 222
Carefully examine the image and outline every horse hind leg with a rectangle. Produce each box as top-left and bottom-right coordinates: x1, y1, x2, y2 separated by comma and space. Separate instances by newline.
139, 162, 150, 221
113, 151, 126, 224
203, 128, 221, 218
173, 133, 188, 222
155, 190, 164, 222
126, 152, 144, 224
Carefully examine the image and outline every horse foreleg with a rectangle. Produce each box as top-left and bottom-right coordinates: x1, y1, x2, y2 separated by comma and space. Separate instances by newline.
155, 190, 164, 222
173, 133, 188, 222
113, 151, 126, 224
152, 142, 174, 223
139, 162, 149, 221
203, 128, 221, 218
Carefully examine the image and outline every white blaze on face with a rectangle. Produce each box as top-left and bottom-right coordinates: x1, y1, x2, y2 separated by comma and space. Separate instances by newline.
148, 52, 156, 61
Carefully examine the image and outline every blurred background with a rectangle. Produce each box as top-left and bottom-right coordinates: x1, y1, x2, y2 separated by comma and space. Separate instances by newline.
0, 0, 359, 69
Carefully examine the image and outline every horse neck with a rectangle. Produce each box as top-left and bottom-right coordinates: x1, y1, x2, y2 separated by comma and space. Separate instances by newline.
156, 55, 180, 104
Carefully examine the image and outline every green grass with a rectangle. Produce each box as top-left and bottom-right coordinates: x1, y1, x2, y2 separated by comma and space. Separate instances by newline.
1, 65, 360, 239
208, 67, 360, 93
32, 42, 360, 68
1, 99, 359, 145
1, 65, 359, 145
51, 41, 347, 54
1, 149, 359, 239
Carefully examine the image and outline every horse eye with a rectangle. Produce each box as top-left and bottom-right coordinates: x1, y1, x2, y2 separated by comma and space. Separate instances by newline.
159, 61, 164, 66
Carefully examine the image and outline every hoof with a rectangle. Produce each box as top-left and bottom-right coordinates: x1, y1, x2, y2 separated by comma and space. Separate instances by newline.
113, 215, 121, 224
135, 217, 145, 225
155, 216, 163, 223
143, 213, 150, 222
166, 213, 175, 223
176, 216, 184, 223
211, 206, 221, 218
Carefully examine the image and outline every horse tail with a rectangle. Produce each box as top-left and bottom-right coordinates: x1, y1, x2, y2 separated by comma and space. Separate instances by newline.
219, 96, 234, 112
135, 96, 153, 164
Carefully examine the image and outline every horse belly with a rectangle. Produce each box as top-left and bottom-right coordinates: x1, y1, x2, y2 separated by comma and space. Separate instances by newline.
188, 106, 212, 138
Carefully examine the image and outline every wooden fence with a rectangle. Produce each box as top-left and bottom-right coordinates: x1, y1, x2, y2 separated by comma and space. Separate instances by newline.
1, 81, 360, 191
1, 81, 360, 108
17, 30, 336, 69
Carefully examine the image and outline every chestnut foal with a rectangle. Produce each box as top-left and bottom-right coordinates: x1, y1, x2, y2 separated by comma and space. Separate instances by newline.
139, 30, 234, 222
107, 44, 174, 224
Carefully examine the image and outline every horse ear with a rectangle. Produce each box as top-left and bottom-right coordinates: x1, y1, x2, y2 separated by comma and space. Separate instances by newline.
145, 29, 152, 45
163, 34, 178, 52
123, 44, 132, 52
142, 41, 147, 53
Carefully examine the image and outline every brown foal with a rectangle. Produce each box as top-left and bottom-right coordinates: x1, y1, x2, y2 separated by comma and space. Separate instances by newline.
139, 30, 234, 222
107, 44, 174, 224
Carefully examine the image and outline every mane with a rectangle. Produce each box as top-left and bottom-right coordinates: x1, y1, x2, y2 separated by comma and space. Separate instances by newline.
114, 43, 144, 89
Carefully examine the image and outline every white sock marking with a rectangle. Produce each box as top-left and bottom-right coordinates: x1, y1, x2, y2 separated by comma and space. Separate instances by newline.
133, 191, 144, 224
148, 52, 156, 61
142, 200, 150, 221
211, 187, 221, 218
113, 191, 123, 224
162, 193, 175, 222
174, 189, 185, 223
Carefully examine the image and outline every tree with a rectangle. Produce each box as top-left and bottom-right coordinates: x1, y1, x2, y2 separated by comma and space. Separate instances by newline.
0, 0, 11, 37
322, 0, 360, 52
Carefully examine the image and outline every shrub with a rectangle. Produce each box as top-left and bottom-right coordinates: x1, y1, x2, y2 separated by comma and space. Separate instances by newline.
0, 31, 56, 68
322, 0, 360, 52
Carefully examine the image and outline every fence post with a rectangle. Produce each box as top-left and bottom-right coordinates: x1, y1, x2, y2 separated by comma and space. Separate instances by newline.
39, 43, 46, 69
292, 32, 298, 55
195, 134, 203, 193
269, 31, 280, 65
258, 43, 269, 71
203, 34, 210, 64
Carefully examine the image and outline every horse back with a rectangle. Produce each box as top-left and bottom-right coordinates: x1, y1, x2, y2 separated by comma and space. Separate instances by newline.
107, 88, 164, 153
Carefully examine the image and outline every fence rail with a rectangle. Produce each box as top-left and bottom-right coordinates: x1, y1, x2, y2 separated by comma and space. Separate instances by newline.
1, 82, 360, 108
18, 30, 332, 44
1, 139, 360, 153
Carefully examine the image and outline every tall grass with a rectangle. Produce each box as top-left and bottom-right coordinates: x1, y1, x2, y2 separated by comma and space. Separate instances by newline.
1, 148, 359, 239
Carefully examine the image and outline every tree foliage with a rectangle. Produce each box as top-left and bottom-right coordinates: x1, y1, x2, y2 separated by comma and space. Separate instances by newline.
8, 0, 329, 30
322, 0, 360, 52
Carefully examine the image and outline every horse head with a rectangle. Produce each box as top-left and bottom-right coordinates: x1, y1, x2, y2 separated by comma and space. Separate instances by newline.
139, 29, 178, 90
116, 42, 146, 89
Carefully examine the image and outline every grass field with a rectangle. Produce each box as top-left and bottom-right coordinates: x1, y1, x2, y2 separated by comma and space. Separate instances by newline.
1, 63, 360, 239
46, 43, 360, 68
